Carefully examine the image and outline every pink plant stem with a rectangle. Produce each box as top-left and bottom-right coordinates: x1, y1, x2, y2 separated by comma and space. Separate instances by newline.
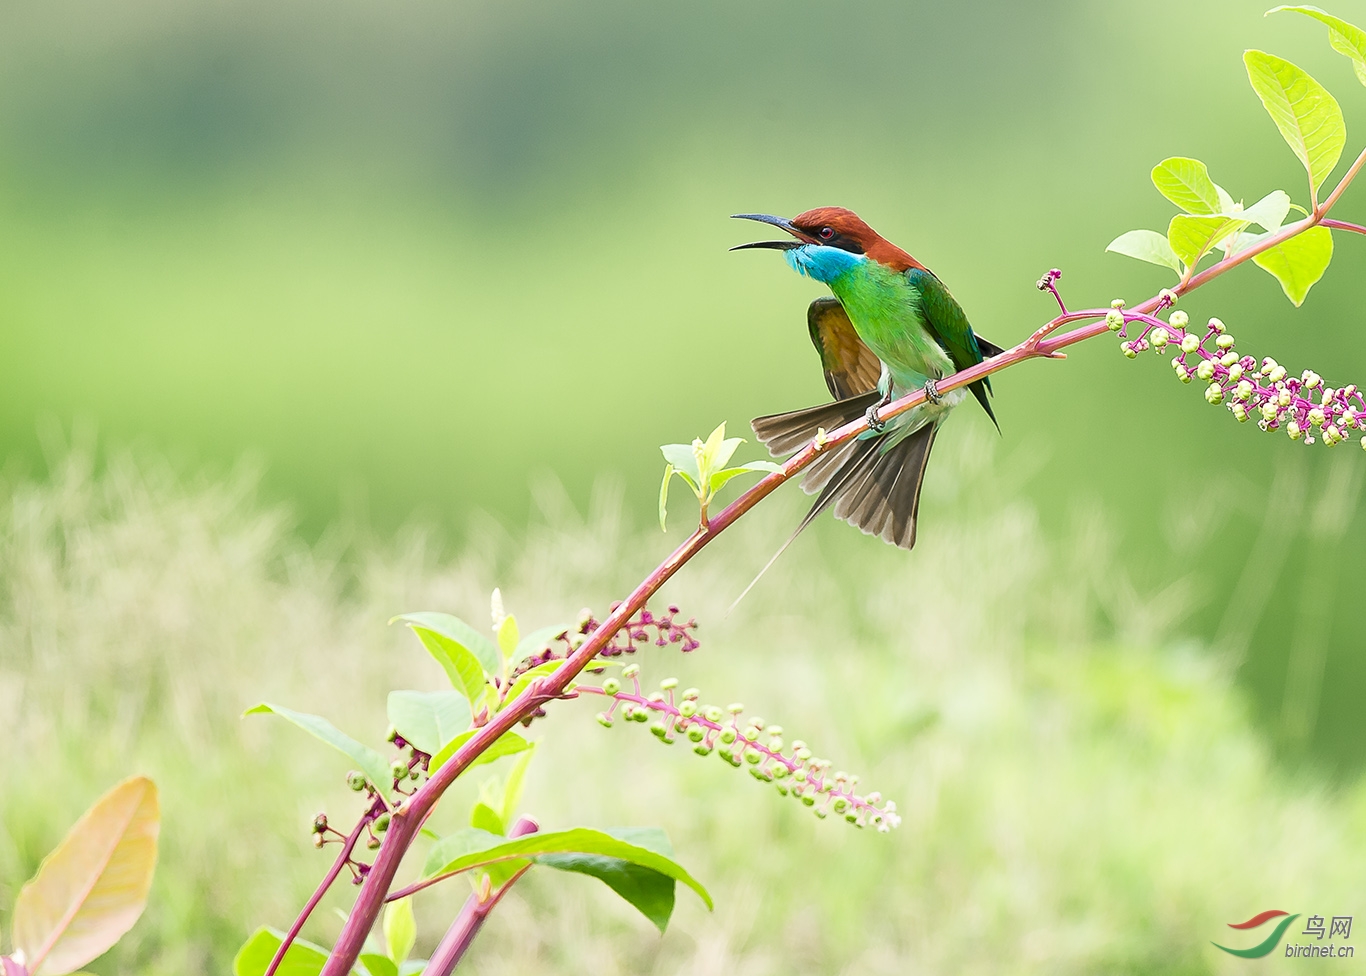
423, 817, 539, 976
315, 150, 1366, 976
265, 813, 370, 976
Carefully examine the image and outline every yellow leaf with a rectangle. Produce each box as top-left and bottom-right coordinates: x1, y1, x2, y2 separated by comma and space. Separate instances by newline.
12, 777, 160, 976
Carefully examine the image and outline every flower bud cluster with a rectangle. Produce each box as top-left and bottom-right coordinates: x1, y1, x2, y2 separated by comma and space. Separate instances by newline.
586, 672, 900, 832
1114, 307, 1366, 449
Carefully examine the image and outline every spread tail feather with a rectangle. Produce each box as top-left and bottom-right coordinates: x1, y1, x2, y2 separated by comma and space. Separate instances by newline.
733, 408, 938, 609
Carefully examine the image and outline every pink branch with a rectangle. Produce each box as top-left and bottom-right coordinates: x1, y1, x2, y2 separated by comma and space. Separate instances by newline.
315, 146, 1366, 976
422, 817, 539, 976
266, 812, 371, 976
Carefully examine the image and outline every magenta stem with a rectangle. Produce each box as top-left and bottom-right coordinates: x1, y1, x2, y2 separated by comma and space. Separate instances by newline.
315, 140, 1366, 976
422, 817, 539, 976
265, 811, 371, 976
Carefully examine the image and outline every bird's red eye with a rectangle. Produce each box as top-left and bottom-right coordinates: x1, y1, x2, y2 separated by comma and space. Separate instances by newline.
819, 227, 835, 240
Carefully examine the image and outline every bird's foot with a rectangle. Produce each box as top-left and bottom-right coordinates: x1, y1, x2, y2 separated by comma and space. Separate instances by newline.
865, 402, 887, 433
924, 378, 944, 405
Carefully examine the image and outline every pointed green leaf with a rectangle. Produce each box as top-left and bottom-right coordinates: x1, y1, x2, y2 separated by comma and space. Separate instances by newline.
429, 729, 531, 774
469, 802, 504, 836
1253, 224, 1334, 303
246, 704, 392, 794
1229, 189, 1292, 230
386, 691, 471, 756
420, 827, 712, 915
659, 444, 702, 485
421, 828, 507, 877
1151, 157, 1223, 213
1215, 183, 1237, 213
391, 624, 489, 704
232, 927, 331, 976
12, 777, 159, 976
709, 459, 784, 493
500, 748, 536, 827
1105, 229, 1184, 273
1270, 6, 1366, 86
496, 615, 519, 659
390, 612, 500, 679
383, 899, 415, 966
1168, 214, 1248, 267
539, 828, 679, 932
1244, 50, 1346, 194
358, 955, 399, 976
658, 464, 674, 531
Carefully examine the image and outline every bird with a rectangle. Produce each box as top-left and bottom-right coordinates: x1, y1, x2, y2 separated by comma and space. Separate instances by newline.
732, 206, 1004, 554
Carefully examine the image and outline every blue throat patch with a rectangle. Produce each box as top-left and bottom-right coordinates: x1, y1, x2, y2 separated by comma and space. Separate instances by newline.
784, 244, 867, 284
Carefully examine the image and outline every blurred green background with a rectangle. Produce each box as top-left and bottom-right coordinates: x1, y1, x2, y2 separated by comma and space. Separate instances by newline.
2, 0, 1365, 972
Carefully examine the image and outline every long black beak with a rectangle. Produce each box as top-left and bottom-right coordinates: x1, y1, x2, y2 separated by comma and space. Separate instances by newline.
729, 213, 811, 251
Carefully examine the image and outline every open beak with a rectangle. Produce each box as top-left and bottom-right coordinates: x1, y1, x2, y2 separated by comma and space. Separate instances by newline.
729, 213, 814, 251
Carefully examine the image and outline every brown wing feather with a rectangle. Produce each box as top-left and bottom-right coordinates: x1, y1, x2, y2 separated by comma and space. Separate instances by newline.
806, 298, 882, 400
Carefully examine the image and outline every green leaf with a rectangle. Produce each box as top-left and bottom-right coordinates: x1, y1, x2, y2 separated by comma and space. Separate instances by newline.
398, 626, 488, 704
1270, 6, 1366, 86
1252, 224, 1334, 303
659, 443, 702, 486
1151, 157, 1223, 213
658, 463, 674, 531
496, 615, 519, 659
709, 460, 783, 493
246, 704, 392, 795
233, 927, 331, 976
429, 729, 532, 774
1167, 214, 1248, 267
358, 955, 399, 976
500, 661, 561, 711
422, 828, 507, 877
513, 625, 569, 665
469, 802, 505, 835
386, 691, 471, 757
1229, 189, 1292, 230
390, 612, 500, 678
539, 828, 678, 932
1244, 49, 1346, 194
499, 748, 536, 827
383, 898, 415, 966
420, 827, 712, 915
11, 776, 159, 976
1105, 229, 1183, 273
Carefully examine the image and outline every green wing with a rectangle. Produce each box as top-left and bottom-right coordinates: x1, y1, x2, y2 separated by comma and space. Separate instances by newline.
906, 268, 999, 429
806, 297, 883, 400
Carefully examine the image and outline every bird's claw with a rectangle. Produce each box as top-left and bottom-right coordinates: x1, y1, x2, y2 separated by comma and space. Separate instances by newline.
865, 403, 887, 433
924, 379, 944, 405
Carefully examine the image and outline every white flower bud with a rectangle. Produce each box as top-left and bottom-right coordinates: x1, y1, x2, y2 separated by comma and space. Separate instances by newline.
1321, 388, 1335, 406
1159, 288, 1179, 306
1361, 434, 1366, 451
1325, 425, 1341, 444
1174, 363, 1190, 383
1278, 390, 1292, 407
1106, 309, 1125, 331
1236, 380, 1254, 400
1261, 402, 1279, 422
1303, 370, 1322, 389
1208, 317, 1226, 333
1168, 311, 1189, 329
1268, 365, 1287, 383
1121, 342, 1137, 359
1345, 408, 1359, 428
1150, 327, 1170, 348
1220, 352, 1238, 367
1227, 364, 1244, 382
1180, 334, 1201, 354
1111, 298, 1126, 309
1309, 407, 1325, 427
1288, 421, 1303, 440
1215, 333, 1236, 350
1205, 383, 1225, 404
1196, 360, 1216, 381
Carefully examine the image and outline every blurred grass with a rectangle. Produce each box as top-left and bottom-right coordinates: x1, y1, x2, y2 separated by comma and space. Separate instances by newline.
1, 441, 1363, 974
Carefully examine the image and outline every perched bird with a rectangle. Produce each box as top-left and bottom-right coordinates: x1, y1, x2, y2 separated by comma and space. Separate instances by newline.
733, 207, 1003, 552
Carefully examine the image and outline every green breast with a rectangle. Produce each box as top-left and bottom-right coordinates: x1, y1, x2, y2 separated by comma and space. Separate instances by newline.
828, 261, 953, 392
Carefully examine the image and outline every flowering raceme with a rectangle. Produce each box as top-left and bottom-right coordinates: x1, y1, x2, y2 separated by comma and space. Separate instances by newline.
1112, 298, 1365, 448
